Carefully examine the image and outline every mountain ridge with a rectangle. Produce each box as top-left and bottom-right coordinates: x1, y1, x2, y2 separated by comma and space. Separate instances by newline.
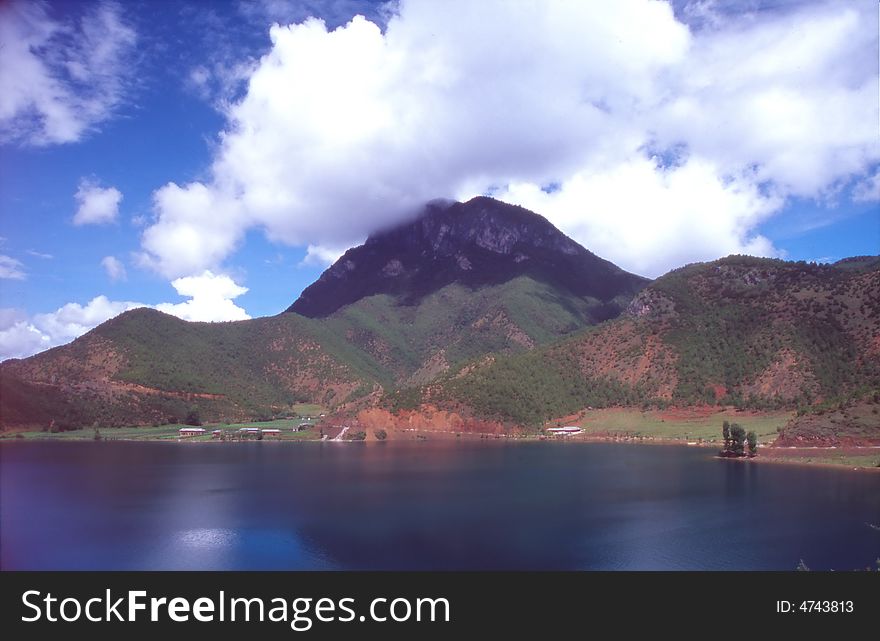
405, 255, 880, 427
1, 197, 877, 445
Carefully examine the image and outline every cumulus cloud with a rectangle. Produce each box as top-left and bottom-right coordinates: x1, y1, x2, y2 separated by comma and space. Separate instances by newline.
0, 297, 143, 360
155, 271, 250, 322
73, 179, 122, 225
101, 255, 127, 281
478, 156, 782, 277
139, 182, 245, 278
0, 1, 137, 145
0, 272, 250, 361
137, 0, 877, 279
0, 309, 50, 361
653, 2, 879, 198
184, 0, 395, 107
0, 255, 27, 280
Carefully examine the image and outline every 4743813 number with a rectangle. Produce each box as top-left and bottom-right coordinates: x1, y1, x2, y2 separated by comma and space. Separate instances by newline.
776, 601, 854, 614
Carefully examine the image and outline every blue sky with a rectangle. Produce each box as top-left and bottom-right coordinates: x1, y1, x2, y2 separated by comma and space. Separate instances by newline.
0, 0, 877, 360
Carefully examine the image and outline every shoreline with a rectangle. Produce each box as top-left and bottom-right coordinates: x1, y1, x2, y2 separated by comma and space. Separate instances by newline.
3, 428, 879, 470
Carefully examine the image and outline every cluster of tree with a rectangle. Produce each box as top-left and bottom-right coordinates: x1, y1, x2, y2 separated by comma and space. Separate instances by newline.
382, 386, 424, 413
654, 258, 880, 409
720, 420, 757, 458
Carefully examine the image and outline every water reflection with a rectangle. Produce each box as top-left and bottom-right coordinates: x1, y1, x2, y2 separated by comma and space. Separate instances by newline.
1, 440, 878, 570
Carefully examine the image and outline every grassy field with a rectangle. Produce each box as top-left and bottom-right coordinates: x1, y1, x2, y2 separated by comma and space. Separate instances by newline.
2, 417, 325, 442
779, 454, 880, 469
757, 449, 880, 469
566, 408, 793, 443
289, 403, 325, 417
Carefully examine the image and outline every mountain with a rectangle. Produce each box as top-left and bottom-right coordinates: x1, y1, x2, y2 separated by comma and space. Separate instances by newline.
289, 196, 648, 318
1, 195, 876, 436
403, 255, 880, 427
0, 197, 647, 429
286, 196, 649, 385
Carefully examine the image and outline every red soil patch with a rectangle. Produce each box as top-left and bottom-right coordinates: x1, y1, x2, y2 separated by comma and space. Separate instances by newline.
568, 320, 677, 399
709, 384, 727, 401
741, 348, 817, 401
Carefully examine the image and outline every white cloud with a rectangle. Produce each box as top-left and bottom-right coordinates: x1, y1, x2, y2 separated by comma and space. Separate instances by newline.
240, 0, 397, 31
101, 255, 127, 281
301, 244, 349, 267
476, 156, 782, 277
136, 0, 878, 279
0, 255, 26, 280
73, 179, 122, 225
189, 65, 211, 91
0, 272, 250, 361
31, 296, 145, 348
0, 297, 146, 360
0, 309, 50, 361
0, 1, 137, 145
155, 271, 250, 322
653, 2, 879, 198
139, 182, 245, 278
852, 170, 880, 203
184, 59, 256, 108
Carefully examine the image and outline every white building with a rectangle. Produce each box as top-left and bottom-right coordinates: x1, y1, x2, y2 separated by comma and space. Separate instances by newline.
545, 426, 583, 435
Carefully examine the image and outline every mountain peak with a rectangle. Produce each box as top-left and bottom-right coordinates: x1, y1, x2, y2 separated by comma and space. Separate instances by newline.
364, 196, 583, 257
287, 197, 647, 318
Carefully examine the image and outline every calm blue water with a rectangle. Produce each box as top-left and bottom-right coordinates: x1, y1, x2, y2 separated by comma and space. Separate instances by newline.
1, 440, 878, 570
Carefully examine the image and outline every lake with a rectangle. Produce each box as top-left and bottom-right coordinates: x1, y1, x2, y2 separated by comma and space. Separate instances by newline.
1, 440, 878, 570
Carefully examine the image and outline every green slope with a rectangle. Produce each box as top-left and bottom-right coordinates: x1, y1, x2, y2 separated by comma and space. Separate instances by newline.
0, 275, 615, 429
323, 276, 607, 380
421, 256, 880, 427
95, 308, 394, 401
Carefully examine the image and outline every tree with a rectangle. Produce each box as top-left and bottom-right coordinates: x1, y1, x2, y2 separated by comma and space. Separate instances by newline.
374, 429, 387, 441
747, 431, 757, 457
730, 423, 746, 456
93, 428, 102, 441
184, 408, 201, 426
722, 420, 731, 449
